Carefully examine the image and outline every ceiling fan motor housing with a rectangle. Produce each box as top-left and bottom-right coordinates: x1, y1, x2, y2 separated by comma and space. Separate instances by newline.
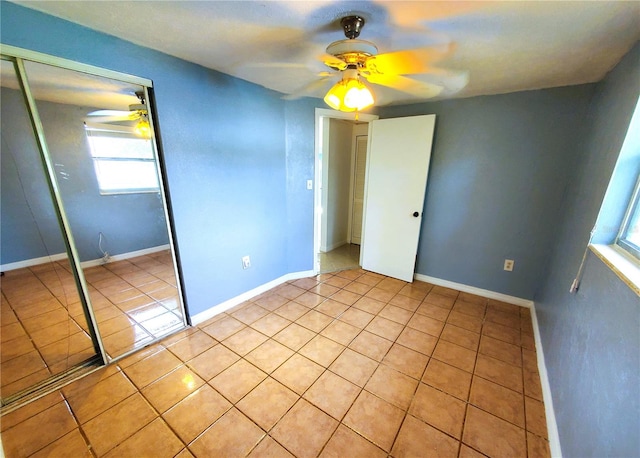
326, 39, 378, 67
326, 16, 378, 69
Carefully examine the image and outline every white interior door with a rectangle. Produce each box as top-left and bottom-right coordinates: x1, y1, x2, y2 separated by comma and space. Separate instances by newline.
350, 134, 368, 245
360, 115, 436, 282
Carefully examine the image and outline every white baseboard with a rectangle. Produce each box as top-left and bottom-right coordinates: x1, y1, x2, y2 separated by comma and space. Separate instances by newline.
530, 302, 563, 458
1, 253, 68, 271
413, 273, 534, 308
80, 244, 170, 268
320, 240, 348, 253
1, 245, 170, 271
191, 269, 316, 325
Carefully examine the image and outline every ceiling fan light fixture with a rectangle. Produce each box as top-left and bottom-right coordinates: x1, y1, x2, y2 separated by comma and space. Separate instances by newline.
324, 69, 374, 112
134, 118, 151, 138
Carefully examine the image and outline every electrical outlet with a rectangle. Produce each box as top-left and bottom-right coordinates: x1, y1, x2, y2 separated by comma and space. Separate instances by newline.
242, 255, 251, 270
504, 259, 514, 271
307, 179, 313, 190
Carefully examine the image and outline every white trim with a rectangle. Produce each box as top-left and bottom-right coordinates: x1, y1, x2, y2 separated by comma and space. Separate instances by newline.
191, 270, 316, 325
0, 44, 153, 87
1, 253, 67, 271
80, 244, 170, 268
413, 273, 534, 308
590, 244, 640, 296
1, 244, 170, 271
530, 302, 563, 458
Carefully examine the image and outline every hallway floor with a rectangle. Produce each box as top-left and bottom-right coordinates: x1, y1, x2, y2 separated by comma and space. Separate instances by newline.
1, 269, 551, 457
319, 243, 360, 273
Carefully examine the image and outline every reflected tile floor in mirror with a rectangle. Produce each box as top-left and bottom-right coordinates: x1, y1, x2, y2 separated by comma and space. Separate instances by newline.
83, 250, 184, 358
0, 250, 183, 399
1, 261, 94, 399
1, 269, 550, 457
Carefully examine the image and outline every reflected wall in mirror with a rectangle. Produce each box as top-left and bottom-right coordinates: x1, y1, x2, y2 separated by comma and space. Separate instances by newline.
0, 59, 98, 399
22, 60, 187, 360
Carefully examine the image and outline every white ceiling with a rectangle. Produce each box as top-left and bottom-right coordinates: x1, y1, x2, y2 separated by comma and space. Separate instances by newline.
13, 1, 640, 106
0, 59, 142, 109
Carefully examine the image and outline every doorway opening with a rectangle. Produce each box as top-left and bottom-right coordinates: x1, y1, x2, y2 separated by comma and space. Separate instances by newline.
313, 109, 378, 274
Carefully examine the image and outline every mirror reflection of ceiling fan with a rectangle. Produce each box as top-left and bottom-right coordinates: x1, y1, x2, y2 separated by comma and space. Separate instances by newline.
85, 91, 151, 137
296, 16, 468, 112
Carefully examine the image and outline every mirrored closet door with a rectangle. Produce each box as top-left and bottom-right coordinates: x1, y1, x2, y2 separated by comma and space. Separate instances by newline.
1, 58, 101, 401
0, 49, 187, 406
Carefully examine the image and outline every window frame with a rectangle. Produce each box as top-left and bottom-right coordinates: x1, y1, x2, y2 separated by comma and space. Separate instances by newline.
84, 122, 160, 196
616, 173, 640, 261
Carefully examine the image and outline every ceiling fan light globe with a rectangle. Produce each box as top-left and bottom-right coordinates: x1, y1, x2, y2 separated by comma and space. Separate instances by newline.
324, 93, 341, 110
135, 119, 151, 138
344, 80, 374, 110
324, 80, 353, 112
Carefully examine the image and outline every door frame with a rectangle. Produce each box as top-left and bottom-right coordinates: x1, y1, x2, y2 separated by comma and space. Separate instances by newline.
313, 108, 378, 274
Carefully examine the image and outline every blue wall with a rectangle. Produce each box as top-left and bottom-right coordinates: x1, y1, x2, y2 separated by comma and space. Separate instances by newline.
0, 90, 170, 263
284, 98, 324, 273
1, 2, 288, 315
377, 87, 594, 299
535, 43, 640, 457
1, 88, 67, 262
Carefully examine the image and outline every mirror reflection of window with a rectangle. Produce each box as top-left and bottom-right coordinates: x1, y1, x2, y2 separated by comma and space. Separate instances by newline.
85, 123, 160, 194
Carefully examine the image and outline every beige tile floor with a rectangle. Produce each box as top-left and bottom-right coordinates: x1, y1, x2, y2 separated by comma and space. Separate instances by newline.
0, 269, 551, 457
0, 251, 184, 399
319, 244, 360, 273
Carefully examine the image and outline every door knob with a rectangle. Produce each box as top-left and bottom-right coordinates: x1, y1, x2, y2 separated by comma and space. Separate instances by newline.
413, 212, 420, 217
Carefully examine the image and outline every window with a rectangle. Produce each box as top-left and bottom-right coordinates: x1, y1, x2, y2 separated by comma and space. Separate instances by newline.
85, 123, 160, 194
583, 98, 640, 294
617, 174, 640, 260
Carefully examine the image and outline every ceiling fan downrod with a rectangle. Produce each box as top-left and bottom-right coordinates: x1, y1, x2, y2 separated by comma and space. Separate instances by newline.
341, 16, 365, 39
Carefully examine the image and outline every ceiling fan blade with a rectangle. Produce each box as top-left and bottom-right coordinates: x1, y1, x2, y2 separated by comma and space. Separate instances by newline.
365, 45, 453, 76
414, 67, 470, 93
85, 114, 138, 123
86, 109, 132, 117
320, 53, 347, 71
241, 62, 311, 70
282, 75, 335, 101
365, 74, 443, 98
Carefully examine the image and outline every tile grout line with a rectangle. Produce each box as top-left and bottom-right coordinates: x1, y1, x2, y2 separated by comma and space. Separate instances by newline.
289, 274, 536, 457
5, 268, 550, 458
383, 284, 448, 456
177, 274, 535, 457
118, 361, 194, 455
61, 395, 99, 458
456, 297, 484, 458
249, 272, 408, 456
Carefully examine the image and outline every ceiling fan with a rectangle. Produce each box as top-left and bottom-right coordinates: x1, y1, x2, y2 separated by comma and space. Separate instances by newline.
302, 15, 467, 112
85, 91, 151, 137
